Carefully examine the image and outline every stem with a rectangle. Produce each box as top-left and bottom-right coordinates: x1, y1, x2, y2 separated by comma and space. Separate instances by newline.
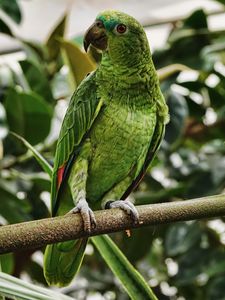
157, 64, 192, 82
0, 194, 225, 254
142, 9, 225, 28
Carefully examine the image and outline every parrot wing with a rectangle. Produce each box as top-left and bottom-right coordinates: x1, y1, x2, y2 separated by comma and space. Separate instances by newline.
121, 112, 166, 200
44, 72, 104, 287
51, 72, 103, 216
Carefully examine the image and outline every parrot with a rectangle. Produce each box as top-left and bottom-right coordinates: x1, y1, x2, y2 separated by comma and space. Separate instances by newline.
44, 10, 169, 287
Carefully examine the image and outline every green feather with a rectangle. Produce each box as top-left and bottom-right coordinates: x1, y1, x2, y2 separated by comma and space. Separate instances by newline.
44, 72, 103, 286
51, 72, 103, 214
44, 10, 169, 287
44, 238, 88, 287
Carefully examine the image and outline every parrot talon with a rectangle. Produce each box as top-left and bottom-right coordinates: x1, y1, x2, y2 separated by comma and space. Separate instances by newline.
70, 198, 96, 233
105, 199, 139, 224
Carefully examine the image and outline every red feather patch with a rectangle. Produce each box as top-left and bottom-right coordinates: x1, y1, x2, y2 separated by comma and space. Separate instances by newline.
57, 165, 65, 189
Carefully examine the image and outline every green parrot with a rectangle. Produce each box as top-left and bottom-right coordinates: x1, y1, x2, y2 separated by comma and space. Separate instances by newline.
44, 10, 169, 286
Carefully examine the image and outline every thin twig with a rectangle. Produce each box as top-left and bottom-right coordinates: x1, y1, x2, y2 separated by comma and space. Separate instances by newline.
142, 8, 225, 28
157, 64, 191, 81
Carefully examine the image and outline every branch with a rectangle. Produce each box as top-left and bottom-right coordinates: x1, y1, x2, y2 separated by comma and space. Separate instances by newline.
142, 8, 225, 28
157, 64, 191, 82
0, 194, 225, 254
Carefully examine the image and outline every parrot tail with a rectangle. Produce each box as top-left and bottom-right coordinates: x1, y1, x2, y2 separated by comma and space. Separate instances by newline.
43, 238, 88, 287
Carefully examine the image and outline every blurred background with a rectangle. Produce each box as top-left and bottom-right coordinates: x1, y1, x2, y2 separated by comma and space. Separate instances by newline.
0, 0, 225, 299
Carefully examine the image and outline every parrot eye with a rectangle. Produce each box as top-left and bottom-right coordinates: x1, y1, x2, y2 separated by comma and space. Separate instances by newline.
116, 24, 127, 34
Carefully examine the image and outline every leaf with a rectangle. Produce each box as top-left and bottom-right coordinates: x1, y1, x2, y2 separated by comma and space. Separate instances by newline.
10, 132, 52, 177
0, 19, 13, 36
135, 184, 186, 205
46, 12, 67, 61
175, 247, 225, 286
27, 178, 50, 220
207, 276, 225, 300
179, 80, 205, 91
207, 86, 225, 110
0, 271, 74, 300
183, 9, 208, 30
4, 89, 53, 145
60, 39, 96, 88
0, 0, 22, 24
120, 227, 155, 262
0, 184, 31, 223
0, 254, 14, 274
19, 60, 54, 103
165, 222, 202, 256
0, 103, 8, 139
214, 0, 225, 5
184, 95, 206, 121
92, 235, 158, 300
164, 90, 189, 146
22, 40, 48, 65
25, 261, 46, 285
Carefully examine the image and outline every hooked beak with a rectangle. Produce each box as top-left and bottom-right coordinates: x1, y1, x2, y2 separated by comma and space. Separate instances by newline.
83, 20, 107, 52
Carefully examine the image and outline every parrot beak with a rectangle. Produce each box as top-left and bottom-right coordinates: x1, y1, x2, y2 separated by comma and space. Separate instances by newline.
83, 20, 107, 52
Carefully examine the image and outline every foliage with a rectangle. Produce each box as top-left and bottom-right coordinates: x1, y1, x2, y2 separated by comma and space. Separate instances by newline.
0, 271, 74, 300
0, 1, 225, 299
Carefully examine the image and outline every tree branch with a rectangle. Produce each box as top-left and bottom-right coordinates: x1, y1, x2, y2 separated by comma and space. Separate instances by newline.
0, 194, 225, 254
158, 64, 191, 82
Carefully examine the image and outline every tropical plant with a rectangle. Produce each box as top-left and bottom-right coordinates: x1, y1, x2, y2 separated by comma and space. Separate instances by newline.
0, 0, 225, 299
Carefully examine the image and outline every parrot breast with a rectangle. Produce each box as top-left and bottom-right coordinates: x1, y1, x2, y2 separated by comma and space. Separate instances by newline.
86, 99, 156, 204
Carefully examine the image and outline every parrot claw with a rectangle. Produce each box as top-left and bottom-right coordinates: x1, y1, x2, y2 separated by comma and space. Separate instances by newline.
70, 198, 96, 233
105, 199, 139, 224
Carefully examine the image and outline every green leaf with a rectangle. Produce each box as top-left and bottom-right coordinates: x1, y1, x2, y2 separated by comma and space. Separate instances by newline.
10, 132, 52, 177
184, 95, 206, 121
5, 89, 53, 145
175, 247, 225, 286
0, 184, 30, 223
214, 0, 225, 5
207, 86, 225, 110
22, 40, 49, 65
165, 222, 202, 256
0, 271, 74, 300
183, 9, 208, 30
0, 254, 14, 274
179, 80, 204, 91
207, 276, 225, 300
0, 0, 22, 24
120, 227, 155, 262
92, 235, 158, 300
46, 12, 67, 61
164, 90, 189, 146
0, 18, 13, 36
19, 60, 54, 103
25, 261, 46, 285
0, 103, 8, 139
60, 39, 96, 88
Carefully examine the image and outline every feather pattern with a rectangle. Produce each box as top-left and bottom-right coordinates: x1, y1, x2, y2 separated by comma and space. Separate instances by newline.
51, 72, 103, 216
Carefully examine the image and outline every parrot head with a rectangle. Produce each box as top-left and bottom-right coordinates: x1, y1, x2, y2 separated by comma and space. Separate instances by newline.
84, 10, 150, 65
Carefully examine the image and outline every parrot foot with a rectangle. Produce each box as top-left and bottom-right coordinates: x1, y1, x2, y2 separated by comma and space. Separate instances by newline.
70, 197, 96, 233
105, 199, 139, 224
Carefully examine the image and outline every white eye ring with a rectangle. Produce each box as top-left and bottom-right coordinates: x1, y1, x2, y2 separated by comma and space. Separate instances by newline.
115, 24, 127, 34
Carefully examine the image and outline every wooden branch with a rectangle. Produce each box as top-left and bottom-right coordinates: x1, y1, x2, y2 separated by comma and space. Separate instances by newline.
142, 8, 225, 28
157, 64, 191, 81
0, 194, 225, 254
